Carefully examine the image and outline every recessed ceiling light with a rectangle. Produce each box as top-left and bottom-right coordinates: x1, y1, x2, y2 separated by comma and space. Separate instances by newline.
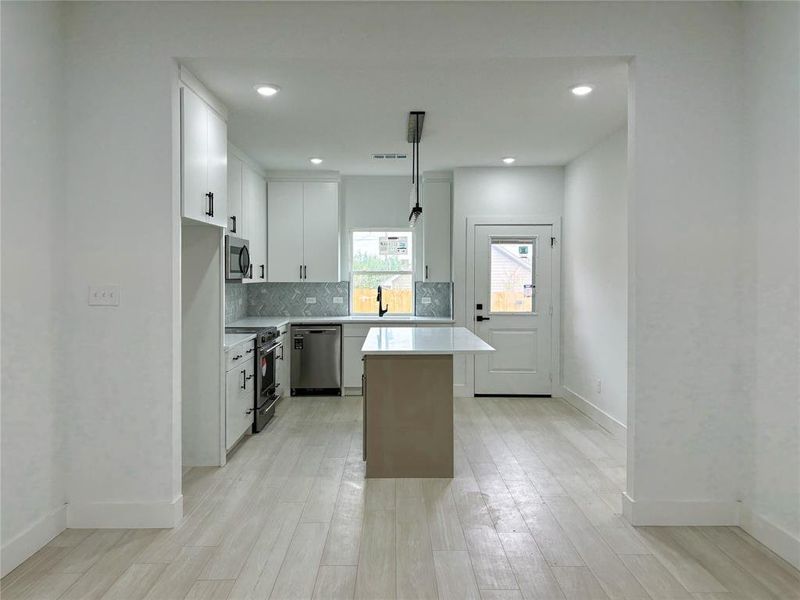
255, 84, 280, 97
309, 157, 323, 165
570, 84, 594, 96
502, 157, 516, 164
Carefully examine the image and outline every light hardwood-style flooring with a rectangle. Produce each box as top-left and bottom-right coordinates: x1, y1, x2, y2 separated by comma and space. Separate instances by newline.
3, 396, 798, 600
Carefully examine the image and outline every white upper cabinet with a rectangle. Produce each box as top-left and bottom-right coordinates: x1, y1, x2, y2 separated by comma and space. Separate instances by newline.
227, 153, 243, 236
267, 181, 304, 282
302, 182, 340, 282
181, 86, 227, 227
422, 179, 451, 282
243, 166, 267, 283
268, 180, 339, 282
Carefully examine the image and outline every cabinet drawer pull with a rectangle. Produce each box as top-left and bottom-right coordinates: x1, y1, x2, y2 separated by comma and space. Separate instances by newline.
260, 264, 265, 279
230, 215, 237, 233
303, 265, 307, 279
205, 192, 213, 216
232, 354, 242, 361
241, 369, 247, 389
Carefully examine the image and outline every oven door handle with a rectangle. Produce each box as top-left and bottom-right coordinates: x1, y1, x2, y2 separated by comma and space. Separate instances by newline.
263, 341, 282, 355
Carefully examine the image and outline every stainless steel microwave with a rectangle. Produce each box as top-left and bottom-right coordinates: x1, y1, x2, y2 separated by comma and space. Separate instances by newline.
225, 235, 251, 280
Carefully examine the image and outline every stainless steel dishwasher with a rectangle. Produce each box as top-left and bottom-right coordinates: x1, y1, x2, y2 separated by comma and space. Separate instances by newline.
290, 324, 342, 396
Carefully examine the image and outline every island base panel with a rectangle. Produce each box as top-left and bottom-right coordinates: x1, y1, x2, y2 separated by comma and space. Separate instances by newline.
363, 354, 454, 478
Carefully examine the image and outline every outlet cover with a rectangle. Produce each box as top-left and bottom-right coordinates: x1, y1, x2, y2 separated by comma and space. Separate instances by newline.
332, 297, 344, 304
89, 285, 120, 306
421, 297, 432, 304
305, 297, 317, 304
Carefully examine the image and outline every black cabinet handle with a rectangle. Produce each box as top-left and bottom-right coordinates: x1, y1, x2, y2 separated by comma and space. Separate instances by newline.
425, 265, 429, 279
205, 192, 213, 216
477, 315, 490, 322
303, 265, 307, 279
230, 215, 237, 233
299, 265, 302, 280
241, 369, 247, 389
210, 192, 214, 217
260, 264, 265, 279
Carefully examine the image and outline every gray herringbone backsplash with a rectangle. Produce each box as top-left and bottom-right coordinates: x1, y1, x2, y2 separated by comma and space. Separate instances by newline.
414, 282, 453, 318
247, 282, 350, 317
226, 280, 452, 321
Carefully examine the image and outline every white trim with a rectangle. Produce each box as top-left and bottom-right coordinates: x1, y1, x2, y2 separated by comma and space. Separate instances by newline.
454, 383, 469, 397
559, 386, 626, 443
1, 505, 66, 577
465, 215, 562, 397
66, 495, 183, 529
422, 171, 453, 183
178, 64, 228, 121
622, 493, 740, 526
265, 170, 341, 183
228, 143, 267, 179
740, 506, 800, 571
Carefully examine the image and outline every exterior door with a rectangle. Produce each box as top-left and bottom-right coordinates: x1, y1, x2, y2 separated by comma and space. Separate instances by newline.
474, 225, 552, 395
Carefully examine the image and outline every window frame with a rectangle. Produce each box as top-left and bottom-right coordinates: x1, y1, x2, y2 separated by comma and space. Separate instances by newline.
349, 227, 416, 316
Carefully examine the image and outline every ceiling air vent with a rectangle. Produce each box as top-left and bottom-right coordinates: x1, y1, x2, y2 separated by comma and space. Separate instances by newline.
371, 153, 408, 160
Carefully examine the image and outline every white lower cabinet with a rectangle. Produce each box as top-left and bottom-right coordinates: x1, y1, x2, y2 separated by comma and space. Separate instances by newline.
225, 341, 255, 450
343, 336, 366, 391
342, 324, 421, 394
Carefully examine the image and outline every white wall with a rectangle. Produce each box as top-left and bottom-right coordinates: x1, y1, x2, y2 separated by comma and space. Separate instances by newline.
60, 6, 183, 529
0, 1, 67, 575
1, 0, 763, 567
742, 1, 800, 568
341, 175, 423, 281
562, 128, 628, 433
452, 167, 565, 396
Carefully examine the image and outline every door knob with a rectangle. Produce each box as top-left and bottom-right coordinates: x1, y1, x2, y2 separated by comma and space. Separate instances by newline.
476, 315, 490, 322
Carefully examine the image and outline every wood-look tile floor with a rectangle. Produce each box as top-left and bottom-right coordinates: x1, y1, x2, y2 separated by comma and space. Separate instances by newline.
3, 396, 799, 600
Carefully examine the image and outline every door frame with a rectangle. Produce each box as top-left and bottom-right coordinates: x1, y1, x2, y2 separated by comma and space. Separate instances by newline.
466, 215, 562, 397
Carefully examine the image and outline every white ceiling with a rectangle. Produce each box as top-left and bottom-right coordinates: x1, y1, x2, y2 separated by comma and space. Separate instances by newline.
184, 57, 627, 175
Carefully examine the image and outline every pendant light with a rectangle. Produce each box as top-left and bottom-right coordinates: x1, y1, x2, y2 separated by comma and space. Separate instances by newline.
408, 111, 425, 226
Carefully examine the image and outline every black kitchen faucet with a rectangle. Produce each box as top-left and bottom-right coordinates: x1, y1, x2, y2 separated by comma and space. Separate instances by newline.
376, 285, 389, 317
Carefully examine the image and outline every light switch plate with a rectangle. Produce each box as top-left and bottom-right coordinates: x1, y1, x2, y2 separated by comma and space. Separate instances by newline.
89, 285, 120, 306
332, 297, 344, 304
305, 297, 317, 304
421, 297, 432, 304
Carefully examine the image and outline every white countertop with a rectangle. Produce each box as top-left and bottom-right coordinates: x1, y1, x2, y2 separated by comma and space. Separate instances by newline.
227, 315, 454, 330
361, 326, 495, 355
224, 332, 256, 350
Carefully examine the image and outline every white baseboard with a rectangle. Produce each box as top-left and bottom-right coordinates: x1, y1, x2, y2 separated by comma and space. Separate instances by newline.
66, 495, 183, 529
622, 493, 740, 526
740, 505, 800, 571
1, 504, 66, 577
559, 386, 626, 443
454, 383, 470, 398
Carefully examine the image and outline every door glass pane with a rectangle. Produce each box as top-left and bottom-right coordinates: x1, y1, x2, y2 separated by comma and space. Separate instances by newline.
490, 239, 535, 313
352, 273, 413, 315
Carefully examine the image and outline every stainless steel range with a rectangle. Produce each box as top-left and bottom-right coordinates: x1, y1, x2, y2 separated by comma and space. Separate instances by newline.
225, 326, 282, 432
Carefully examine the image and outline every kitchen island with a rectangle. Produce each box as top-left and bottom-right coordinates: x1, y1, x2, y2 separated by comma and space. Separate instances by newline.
361, 326, 494, 478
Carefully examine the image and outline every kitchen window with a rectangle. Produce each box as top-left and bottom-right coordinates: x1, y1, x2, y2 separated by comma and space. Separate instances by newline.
351, 230, 414, 315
